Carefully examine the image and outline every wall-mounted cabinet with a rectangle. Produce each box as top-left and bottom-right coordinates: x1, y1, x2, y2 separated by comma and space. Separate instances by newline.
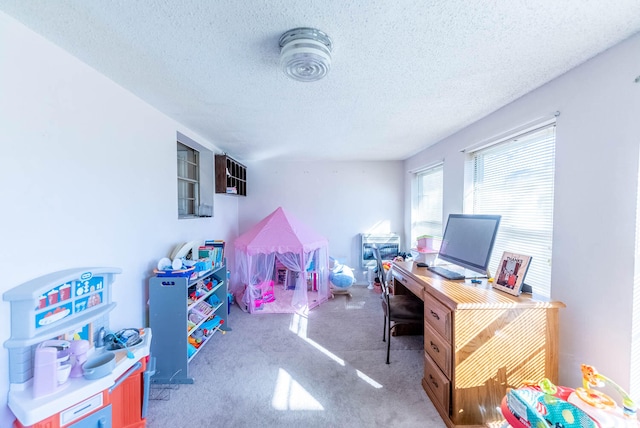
215, 154, 246, 196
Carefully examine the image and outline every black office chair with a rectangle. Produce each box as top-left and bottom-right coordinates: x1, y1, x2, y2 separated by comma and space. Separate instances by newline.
373, 246, 424, 364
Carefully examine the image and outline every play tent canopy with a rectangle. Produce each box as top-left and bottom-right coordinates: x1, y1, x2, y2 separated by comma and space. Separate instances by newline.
233, 207, 330, 313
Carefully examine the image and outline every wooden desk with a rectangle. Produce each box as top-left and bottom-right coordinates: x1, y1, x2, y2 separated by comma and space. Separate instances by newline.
391, 261, 565, 428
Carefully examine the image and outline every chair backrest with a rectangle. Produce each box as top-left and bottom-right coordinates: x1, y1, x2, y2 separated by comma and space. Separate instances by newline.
372, 245, 391, 296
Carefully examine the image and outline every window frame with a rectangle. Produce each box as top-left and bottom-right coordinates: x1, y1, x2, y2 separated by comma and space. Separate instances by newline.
177, 142, 199, 218
465, 120, 556, 297
176, 132, 214, 219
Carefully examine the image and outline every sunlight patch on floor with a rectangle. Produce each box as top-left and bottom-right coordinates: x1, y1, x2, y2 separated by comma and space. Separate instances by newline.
345, 299, 366, 310
356, 369, 383, 388
289, 312, 308, 336
290, 313, 345, 366
288, 312, 387, 389
272, 368, 324, 411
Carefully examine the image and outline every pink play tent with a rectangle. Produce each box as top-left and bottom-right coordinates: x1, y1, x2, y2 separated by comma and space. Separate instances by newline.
233, 207, 331, 314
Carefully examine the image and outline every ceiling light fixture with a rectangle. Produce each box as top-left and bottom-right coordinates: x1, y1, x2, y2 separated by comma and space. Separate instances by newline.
279, 27, 332, 82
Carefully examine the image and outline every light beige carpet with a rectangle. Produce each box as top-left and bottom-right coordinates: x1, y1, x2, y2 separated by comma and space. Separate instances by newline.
145, 284, 446, 428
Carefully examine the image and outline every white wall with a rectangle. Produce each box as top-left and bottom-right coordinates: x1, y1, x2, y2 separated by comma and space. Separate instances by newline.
238, 160, 404, 282
405, 32, 640, 390
0, 12, 238, 426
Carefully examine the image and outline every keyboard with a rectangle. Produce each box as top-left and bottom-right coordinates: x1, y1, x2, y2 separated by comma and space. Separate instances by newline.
427, 266, 465, 280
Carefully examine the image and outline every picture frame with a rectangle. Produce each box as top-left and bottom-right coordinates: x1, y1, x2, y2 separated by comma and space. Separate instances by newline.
492, 251, 532, 296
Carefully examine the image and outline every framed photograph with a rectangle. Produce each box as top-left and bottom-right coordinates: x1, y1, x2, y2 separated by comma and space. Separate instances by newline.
493, 252, 532, 296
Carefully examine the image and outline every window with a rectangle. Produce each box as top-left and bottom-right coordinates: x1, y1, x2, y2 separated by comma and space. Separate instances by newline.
467, 122, 556, 297
176, 132, 213, 219
411, 163, 444, 246
177, 142, 199, 217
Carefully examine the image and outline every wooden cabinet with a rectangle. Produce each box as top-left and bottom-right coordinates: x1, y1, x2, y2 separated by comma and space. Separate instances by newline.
215, 154, 246, 196
149, 262, 228, 384
392, 261, 565, 428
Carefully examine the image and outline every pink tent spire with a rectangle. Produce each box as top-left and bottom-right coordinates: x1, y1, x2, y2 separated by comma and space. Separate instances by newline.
235, 207, 328, 256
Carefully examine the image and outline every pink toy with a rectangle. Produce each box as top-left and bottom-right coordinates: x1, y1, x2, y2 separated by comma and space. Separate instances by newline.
253, 280, 275, 309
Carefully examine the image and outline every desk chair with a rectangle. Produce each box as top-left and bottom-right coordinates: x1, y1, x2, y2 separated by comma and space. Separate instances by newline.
373, 247, 423, 364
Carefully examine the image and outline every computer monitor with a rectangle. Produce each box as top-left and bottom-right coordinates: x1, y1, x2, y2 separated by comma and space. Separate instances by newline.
436, 214, 501, 276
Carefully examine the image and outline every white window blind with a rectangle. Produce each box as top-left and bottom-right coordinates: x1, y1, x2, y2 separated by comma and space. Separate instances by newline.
468, 123, 556, 297
412, 163, 444, 246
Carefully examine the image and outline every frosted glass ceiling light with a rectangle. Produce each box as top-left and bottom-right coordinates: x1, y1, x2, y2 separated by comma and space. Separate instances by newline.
279, 27, 332, 82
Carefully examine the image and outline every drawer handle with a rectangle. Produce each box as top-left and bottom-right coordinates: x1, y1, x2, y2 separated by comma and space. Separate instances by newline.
430, 341, 439, 353
430, 310, 440, 320
429, 374, 439, 388
402, 278, 407, 283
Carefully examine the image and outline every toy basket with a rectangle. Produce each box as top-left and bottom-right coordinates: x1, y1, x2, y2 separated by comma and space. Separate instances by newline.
153, 265, 196, 277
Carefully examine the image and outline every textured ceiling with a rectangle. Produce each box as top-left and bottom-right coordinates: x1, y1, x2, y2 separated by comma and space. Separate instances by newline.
2, 1, 640, 161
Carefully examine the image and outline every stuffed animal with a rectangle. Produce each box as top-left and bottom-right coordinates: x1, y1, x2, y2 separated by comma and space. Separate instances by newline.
329, 262, 355, 289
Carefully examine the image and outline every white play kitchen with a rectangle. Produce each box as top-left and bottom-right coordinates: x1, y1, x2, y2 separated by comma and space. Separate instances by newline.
3, 267, 153, 428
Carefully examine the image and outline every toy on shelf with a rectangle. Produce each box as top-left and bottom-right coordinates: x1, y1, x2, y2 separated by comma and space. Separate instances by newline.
207, 294, 222, 309
201, 316, 225, 336
188, 336, 201, 349
153, 265, 196, 278
187, 279, 219, 304
501, 364, 638, 428
188, 287, 206, 303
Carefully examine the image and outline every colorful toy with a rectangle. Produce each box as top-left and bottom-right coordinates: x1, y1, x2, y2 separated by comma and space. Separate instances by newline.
201, 316, 226, 335
210, 319, 225, 335
567, 364, 638, 427
192, 329, 204, 342
188, 285, 208, 303
187, 343, 197, 357
208, 294, 221, 306
502, 386, 597, 428
188, 336, 201, 349
501, 365, 639, 428
252, 280, 275, 309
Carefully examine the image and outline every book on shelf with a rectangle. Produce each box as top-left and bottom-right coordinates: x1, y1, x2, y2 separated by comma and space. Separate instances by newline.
200, 240, 225, 267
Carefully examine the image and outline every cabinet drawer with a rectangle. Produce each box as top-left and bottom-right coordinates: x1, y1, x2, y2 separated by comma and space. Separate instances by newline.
423, 352, 450, 414
424, 322, 451, 378
68, 404, 112, 428
424, 294, 451, 341
392, 269, 423, 299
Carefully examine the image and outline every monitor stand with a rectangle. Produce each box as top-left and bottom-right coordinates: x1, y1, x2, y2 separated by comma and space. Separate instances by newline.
521, 283, 532, 294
